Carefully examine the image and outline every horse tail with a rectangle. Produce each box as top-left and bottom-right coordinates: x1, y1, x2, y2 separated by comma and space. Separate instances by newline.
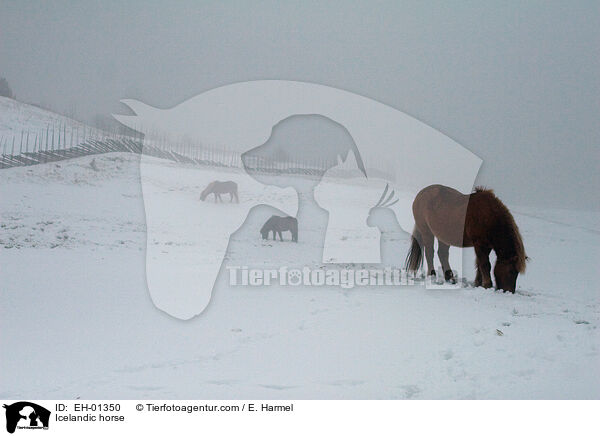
405, 227, 423, 273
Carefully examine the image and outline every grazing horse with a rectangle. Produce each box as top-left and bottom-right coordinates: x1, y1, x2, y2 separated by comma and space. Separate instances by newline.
405, 185, 527, 293
200, 181, 239, 202
260, 215, 298, 242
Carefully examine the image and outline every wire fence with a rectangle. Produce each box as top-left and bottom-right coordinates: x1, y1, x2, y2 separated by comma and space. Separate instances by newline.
0, 123, 396, 180
0, 123, 140, 169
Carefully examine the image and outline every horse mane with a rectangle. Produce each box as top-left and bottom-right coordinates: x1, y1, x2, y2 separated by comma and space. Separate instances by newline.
474, 187, 527, 272
474, 185, 492, 194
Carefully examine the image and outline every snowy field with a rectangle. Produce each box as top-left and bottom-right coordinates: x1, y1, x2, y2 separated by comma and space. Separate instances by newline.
1, 153, 598, 399
0, 96, 106, 147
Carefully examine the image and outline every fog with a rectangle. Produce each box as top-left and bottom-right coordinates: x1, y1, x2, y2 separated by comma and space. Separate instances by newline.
1, 1, 598, 210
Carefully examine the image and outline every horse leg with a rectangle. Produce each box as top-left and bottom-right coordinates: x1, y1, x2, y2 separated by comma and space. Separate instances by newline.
437, 242, 456, 283
474, 245, 492, 288
422, 230, 436, 276
474, 267, 482, 287
278, 230, 283, 241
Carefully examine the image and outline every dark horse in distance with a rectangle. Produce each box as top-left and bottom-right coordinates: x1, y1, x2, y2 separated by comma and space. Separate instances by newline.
405, 185, 527, 293
261, 215, 298, 242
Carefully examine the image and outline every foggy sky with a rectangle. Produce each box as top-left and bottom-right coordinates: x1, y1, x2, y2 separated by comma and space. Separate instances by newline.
1, 1, 598, 210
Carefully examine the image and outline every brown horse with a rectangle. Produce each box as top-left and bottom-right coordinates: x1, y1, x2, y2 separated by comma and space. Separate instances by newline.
405, 185, 527, 293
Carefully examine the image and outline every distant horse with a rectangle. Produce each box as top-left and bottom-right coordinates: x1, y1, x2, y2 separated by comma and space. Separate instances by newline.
261, 215, 298, 242
405, 185, 527, 293
200, 181, 239, 202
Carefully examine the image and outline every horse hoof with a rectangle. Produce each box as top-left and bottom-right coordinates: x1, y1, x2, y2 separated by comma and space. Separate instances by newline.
444, 270, 456, 283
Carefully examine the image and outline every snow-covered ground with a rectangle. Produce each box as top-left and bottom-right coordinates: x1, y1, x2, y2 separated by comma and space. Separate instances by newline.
0, 96, 112, 153
1, 153, 598, 399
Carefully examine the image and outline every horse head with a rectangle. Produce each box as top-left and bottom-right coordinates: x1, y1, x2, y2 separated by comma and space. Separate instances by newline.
494, 251, 528, 293
493, 257, 520, 293
260, 223, 269, 240
200, 181, 216, 201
